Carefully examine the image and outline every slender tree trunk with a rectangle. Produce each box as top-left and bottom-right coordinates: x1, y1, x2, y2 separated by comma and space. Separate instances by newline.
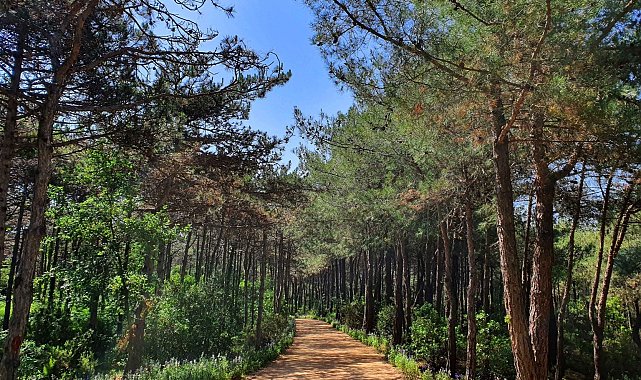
47, 233, 60, 310
180, 229, 192, 282
416, 245, 425, 306
0, 50, 81, 379
440, 218, 457, 377
631, 300, 641, 354
3, 186, 27, 330
124, 242, 155, 375
435, 235, 444, 313
490, 85, 537, 380
0, 24, 25, 270
591, 180, 639, 380
589, 171, 614, 380
529, 112, 567, 379
385, 248, 394, 304
555, 165, 586, 380
363, 248, 375, 332
482, 231, 491, 312
522, 187, 534, 312
465, 199, 478, 380
255, 229, 268, 346
393, 239, 404, 345
402, 238, 412, 335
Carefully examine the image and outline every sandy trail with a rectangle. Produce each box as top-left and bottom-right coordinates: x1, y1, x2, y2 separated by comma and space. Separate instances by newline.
247, 318, 404, 379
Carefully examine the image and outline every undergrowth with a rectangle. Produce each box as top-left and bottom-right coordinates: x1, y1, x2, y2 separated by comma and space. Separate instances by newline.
92, 317, 295, 380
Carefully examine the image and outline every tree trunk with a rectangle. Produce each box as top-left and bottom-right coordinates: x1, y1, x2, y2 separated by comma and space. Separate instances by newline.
591, 180, 638, 380
385, 248, 394, 304
402, 238, 412, 335
465, 199, 478, 380
555, 165, 585, 380
180, 229, 192, 282
522, 187, 534, 313
393, 239, 404, 345
490, 85, 537, 380
529, 112, 565, 379
363, 249, 375, 332
440, 218, 457, 376
0, 24, 25, 269
0, 70, 67, 380
589, 171, 613, 380
255, 229, 268, 346
3, 186, 27, 330
124, 241, 155, 375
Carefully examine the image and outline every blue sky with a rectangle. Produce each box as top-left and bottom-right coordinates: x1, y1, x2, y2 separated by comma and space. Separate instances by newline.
199, 1, 354, 167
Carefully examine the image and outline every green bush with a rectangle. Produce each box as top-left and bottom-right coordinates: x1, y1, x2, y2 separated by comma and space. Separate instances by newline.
93, 316, 296, 380
17, 331, 97, 380
144, 278, 244, 363
475, 311, 514, 379
376, 304, 395, 339
408, 304, 448, 369
338, 299, 364, 330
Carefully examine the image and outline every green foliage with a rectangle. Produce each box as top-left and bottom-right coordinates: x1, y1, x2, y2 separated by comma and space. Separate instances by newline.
94, 317, 296, 380
408, 304, 448, 368
144, 278, 244, 363
376, 304, 395, 339
338, 299, 364, 330
16, 330, 97, 380
388, 347, 422, 379
474, 311, 514, 379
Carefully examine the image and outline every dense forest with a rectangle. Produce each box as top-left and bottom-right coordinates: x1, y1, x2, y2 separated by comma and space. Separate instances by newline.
1, 1, 641, 380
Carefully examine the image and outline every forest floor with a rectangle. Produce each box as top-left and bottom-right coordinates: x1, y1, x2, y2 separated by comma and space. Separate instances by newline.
247, 318, 404, 379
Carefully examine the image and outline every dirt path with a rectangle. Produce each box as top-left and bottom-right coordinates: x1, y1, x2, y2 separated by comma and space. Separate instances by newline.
247, 318, 404, 379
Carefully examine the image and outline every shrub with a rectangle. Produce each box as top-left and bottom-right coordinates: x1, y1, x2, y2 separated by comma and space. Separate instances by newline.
475, 311, 514, 379
338, 299, 364, 330
144, 278, 244, 363
376, 304, 395, 339
94, 316, 296, 380
408, 304, 448, 369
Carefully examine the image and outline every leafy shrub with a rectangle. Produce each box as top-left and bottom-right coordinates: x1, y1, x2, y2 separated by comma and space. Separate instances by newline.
475, 311, 514, 379
338, 299, 364, 330
376, 304, 395, 338
408, 304, 448, 369
93, 316, 296, 380
144, 278, 243, 363
17, 331, 97, 380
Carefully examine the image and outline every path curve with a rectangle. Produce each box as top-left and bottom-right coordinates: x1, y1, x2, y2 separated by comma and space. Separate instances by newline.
247, 318, 404, 379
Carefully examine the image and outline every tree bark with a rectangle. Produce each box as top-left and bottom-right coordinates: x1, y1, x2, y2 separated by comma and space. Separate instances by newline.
490, 84, 537, 380
589, 171, 614, 380
529, 112, 556, 379
402, 238, 412, 335
180, 229, 192, 282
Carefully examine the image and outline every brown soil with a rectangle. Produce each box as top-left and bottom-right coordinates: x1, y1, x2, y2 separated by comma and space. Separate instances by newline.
247, 318, 405, 380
